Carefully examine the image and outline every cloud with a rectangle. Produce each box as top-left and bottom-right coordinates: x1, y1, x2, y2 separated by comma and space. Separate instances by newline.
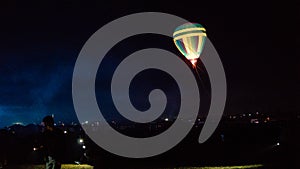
0, 59, 73, 127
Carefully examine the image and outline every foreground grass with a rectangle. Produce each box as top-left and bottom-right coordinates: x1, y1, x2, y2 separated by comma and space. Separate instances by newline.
5, 164, 93, 169
5, 164, 263, 169
164, 165, 264, 169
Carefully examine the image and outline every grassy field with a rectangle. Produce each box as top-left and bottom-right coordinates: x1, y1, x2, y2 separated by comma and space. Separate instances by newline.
5, 164, 93, 169
4, 164, 263, 169
163, 164, 264, 169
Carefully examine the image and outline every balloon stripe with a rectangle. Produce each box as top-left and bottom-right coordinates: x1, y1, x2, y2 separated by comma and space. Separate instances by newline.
174, 23, 205, 32
173, 30, 206, 38
182, 37, 192, 57
195, 36, 199, 52
173, 33, 207, 41
173, 28, 206, 36
175, 40, 187, 56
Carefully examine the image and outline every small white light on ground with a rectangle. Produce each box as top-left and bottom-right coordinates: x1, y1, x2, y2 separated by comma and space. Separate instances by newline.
276, 143, 280, 146
82, 145, 86, 149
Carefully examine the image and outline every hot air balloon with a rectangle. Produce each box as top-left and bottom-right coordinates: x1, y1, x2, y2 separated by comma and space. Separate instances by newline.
173, 23, 207, 67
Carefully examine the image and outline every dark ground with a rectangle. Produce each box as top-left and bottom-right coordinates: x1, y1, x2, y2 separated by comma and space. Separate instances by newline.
1, 117, 298, 169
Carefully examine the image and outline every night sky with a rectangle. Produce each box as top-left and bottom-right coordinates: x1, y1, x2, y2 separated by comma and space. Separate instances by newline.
0, 1, 298, 127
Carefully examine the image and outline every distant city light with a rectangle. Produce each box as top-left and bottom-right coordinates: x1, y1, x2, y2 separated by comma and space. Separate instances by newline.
79, 138, 84, 144
164, 118, 169, 122
264, 117, 270, 123
276, 142, 280, 146
33, 147, 37, 151
13, 122, 23, 125
81, 121, 89, 125
82, 145, 86, 149
250, 119, 259, 124
64, 130, 67, 134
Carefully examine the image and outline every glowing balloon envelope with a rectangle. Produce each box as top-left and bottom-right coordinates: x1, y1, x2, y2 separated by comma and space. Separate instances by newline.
173, 23, 207, 67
